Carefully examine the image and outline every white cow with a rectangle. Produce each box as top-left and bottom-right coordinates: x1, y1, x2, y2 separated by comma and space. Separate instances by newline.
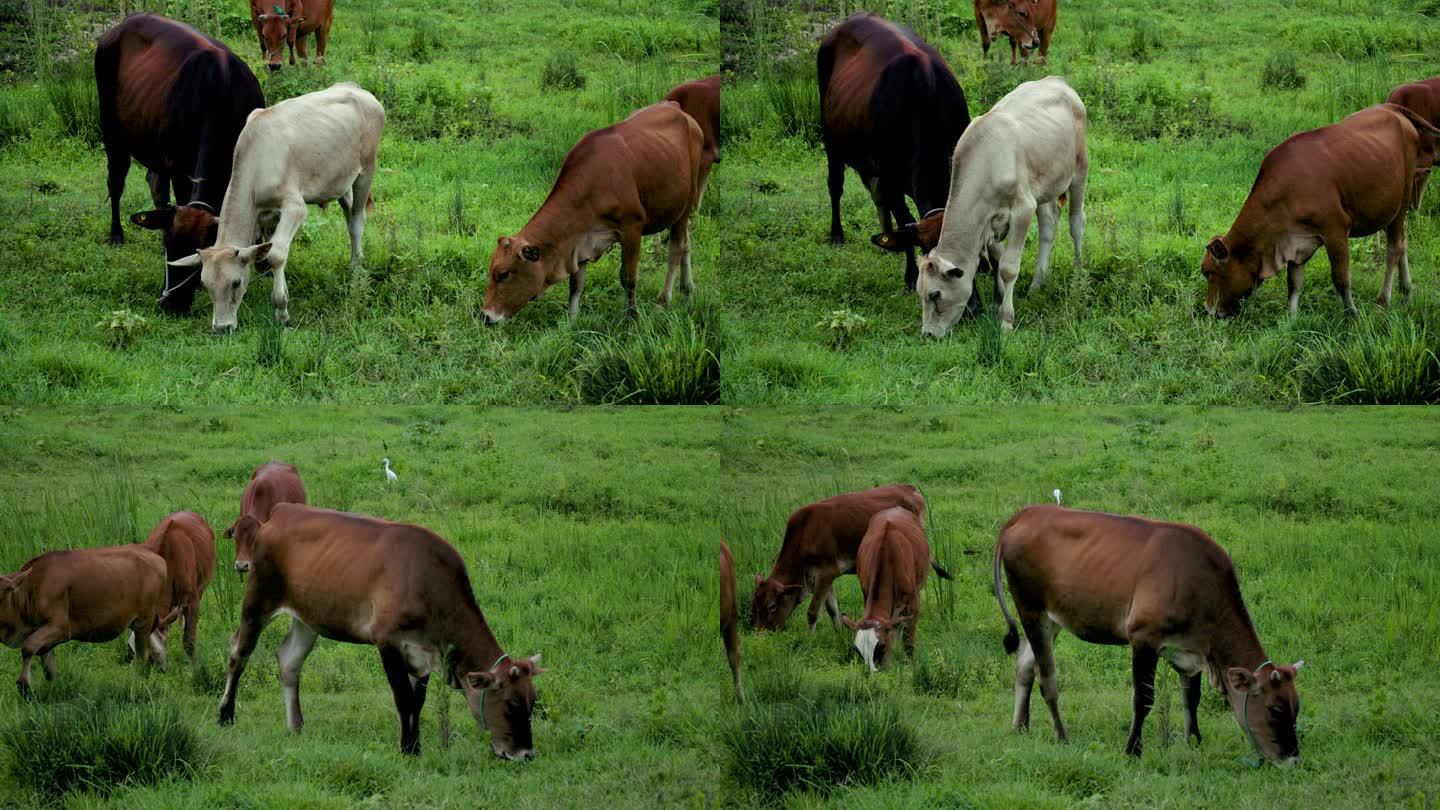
169, 82, 384, 331
918, 76, 1088, 336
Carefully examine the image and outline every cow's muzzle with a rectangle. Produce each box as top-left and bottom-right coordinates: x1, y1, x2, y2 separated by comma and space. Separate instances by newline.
234, 560, 250, 574
481, 311, 504, 327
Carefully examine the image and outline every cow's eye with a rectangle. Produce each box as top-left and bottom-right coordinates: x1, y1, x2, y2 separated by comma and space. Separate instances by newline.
496, 271, 511, 282
231, 279, 241, 290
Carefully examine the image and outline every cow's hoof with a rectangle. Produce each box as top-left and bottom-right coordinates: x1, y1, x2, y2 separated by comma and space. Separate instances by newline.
109, 234, 125, 247
218, 709, 235, 726
829, 233, 845, 247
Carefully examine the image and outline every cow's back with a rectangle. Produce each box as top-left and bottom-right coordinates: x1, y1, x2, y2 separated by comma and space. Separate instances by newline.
1388, 78, 1440, 127
959, 77, 1085, 201
664, 75, 720, 163
781, 484, 925, 568
856, 507, 929, 600
233, 83, 385, 204
245, 462, 307, 522
17, 547, 168, 641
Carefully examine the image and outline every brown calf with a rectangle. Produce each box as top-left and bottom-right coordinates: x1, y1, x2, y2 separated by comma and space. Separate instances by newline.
975, 0, 1058, 65
218, 504, 545, 759
842, 508, 930, 671
143, 510, 216, 666
993, 505, 1303, 765
1203, 104, 1440, 319
719, 540, 743, 703
752, 484, 947, 632
226, 461, 308, 573
0, 546, 178, 694
482, 101, 705, 323
1387, 77, 1440, 208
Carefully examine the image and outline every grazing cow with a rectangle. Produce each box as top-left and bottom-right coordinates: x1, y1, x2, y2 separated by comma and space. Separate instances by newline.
96, 13, 265, 313
719, 540, 744, 703
993, 505, 1304, 765
819, 13, 972, 291
250, 0, 302, 70
918, 76, 1088, 335
1203, 104, 1440, 319
843, 508, 930, 672
142, 510, 216, 666
752, 484, 950, 632
1387, 78, 1440, 210
481, 101, 705, 323
225, 461, 308, 573
218, 504, 545, 760
664, 75, 721, 204
974, 0, 1058, 65
168, 82, 384, 332
0, 546, 178, 694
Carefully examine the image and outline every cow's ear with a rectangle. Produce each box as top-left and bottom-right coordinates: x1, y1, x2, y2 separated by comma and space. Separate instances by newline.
467, 670, 501, 691
290, 15, 304, 24
257, 13, 269, 20
222, 524, 235, 539
871, 231, 915, 253
841, 616, 858, 630
1225, 667, 1260, 695
753, 572, 764, 587
1206, 236, 1229, 263
131, 208, 175, 231
243, 242, 274, 264
521, 244, 542, 262
780, 583, 804, 595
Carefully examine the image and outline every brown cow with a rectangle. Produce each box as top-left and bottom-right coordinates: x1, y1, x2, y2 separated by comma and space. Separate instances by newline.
250, 0, 303, 71
719, 540, 743, 703
1387, 77, 1440, 208
218, 504, 545, 760
481, 101, 705, 324
1203, 104, 1440, 319
664, 75, 720, 203
287, 0, 335, 68
993, 505, 1303, 765
225, 461, 308, 573
0, 546, 179, 694
752, 484, 950, 632
842, 508, 930, 672
143, 510, 216, 666
975, 0, 1058, 65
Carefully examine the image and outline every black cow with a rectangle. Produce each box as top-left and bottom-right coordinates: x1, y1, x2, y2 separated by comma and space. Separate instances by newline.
819, 13, 972, 292
96, 13, 265, 313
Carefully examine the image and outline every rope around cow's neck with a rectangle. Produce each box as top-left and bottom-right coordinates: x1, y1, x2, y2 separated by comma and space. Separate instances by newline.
477, 653, 509, 729
157, 268, 200, 305
1238, 659, 1273, 766
922, 207, 945, 219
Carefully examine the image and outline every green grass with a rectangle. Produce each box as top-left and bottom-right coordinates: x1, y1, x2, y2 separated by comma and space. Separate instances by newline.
0, 0, 719, 404
718, 0, 1440, 404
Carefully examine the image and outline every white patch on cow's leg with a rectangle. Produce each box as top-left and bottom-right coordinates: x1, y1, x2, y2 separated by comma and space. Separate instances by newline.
276, 618, 319, 734
1286, 261, 1305, 316
660, 227, 683, 306
854, 628, 881, 672
1013, 638, 1036, 730
1031, 202, 1059, 292
1379, 221, 1404, 307
1398, 234, 1412, 297
347, 171, 374, 269
826, 589, 841, 630
678, 220, 695, 297
568, 267, 587, 320
149, 630, 167, 667
127, 630, 137, 657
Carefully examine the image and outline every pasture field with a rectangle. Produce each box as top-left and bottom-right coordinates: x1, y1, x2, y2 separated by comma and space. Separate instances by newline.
720, 406, 1440, 805
720, 0, 1440, 404
0, 406, 721, 807
0, 0, 720, 405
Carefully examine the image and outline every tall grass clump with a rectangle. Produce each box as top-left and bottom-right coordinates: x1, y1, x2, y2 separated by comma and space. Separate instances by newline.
1261, 52, 1306, 90
42, 64, 100, 145
0, 468, 141, 570
0, 86, 44, 145
1292, 314, 1440, 403
1, 698, 207, 798
758, 63, 820, 145
541, 52, 586, 91
721, 675, 928, 798
573, 300, 722, 404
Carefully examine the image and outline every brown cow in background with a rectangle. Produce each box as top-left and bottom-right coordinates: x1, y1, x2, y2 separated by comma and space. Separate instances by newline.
143, 510, 216, 666
843, 508, 931, 672
719, 540, 743, 703
1387, 77, 1440, 209
1203, 103, 1440, 319
250, 0, 303, 71
993, 505, 1303, 765
975, 0, 1058, 65
664, 75, 721, 205
0, 546, 178, 694
226, 461, 308, 573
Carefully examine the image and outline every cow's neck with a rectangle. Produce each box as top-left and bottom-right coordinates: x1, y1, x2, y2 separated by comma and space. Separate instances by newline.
448, 604, 506, 680
186, 119, 228, 211
520, 207, 589, 276
1207, 601, 1268, 676
214, 170, 258, 249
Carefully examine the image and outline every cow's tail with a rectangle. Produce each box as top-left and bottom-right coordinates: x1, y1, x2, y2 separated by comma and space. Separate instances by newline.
929, 558, 953, 580
1394, 104, 1440, 139
994, 526, 1020, 655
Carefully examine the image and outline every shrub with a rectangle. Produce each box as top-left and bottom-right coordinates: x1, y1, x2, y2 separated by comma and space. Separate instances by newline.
573, 300, 722, 404
816, 308, 869, 349
1126, 19, 1159, 62
541, 53, 586, 91
0, 698, 206, 798
1261, 52, 1305, 90
42, 66, 100, 145
407, 19, 442, 61
97, 309, 149, 349
1293, 314, 1440, 404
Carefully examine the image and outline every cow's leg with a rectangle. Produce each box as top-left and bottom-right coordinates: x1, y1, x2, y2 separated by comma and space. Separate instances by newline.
410, 673, 430, 743
296, 30, 310, 65
1286, 261, 1305, 316
977, 13, 991, 59
40, 650, 57, 681
266, 198, 308, 325
378, 645, 420, 756
806, 573, 839, 632
1379, 218, 1405, 308
287, 25, 296, 65
568, 266, 587, 320
17, 624, 65, 695
219, 597, 279, 725
314, 24, 329, 66
105, 146, 130, 246
659, 216, 691, 306
864, 176, 890, 234
1010, 37, 1019, 65
1031, 201, 1059, 293
146, 169, 171, 209
1012, 635, 1037, 731
619, 226, 642, 315
276, 618, 319, 734
902, 606, 918, 663
1020, 614, 1067, 742
890, 198, 920, 293
1039, 29, 1052, 65
679, 220, 696, 298
1124, 643, 1159, 756
345, 171, 374, 269
826, 150, 846, 245
1324, 232, 1357, 318
1180, 669, 1203, 745
996, 204, 1036, 329
1067, 174, 1087, 274
182, 599, 200, 668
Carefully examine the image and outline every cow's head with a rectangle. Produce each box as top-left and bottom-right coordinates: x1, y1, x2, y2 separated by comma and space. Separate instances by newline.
482, 236, 558, 325
843, 614, 909, 672
872, 211, 946, 255
169, 242, 273, 332
0, 570, 32, 648
463, 653, 545, 761
979, 0, 1041, 51
256, 9, 303, 71
750, 574, 804, 630
917, 248, 984, 338
131, 204, 221, 313
1201, 235, 1269, 318
1226, 660, 1303, 766
225, 515, 262, 573
144, 604, 184, 668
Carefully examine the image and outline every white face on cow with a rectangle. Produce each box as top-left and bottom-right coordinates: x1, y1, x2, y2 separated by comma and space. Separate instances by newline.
917, 251, 978, 338
170, 243, 273, 332
854, 627, 884, 672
